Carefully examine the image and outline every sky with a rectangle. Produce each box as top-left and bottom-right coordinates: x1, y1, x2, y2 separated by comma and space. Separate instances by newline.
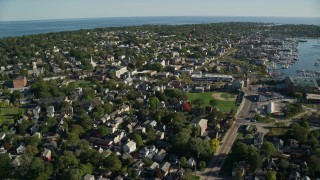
0, 0, 319, 21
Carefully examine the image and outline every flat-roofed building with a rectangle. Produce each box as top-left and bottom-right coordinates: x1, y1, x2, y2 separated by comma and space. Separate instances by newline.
306, 93, 320, 103
191, 73, 233, 82
12, 76, 27, 88
285, 77, 320, 94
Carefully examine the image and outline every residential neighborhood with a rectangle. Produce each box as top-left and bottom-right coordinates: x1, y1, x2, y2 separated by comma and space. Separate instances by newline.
0, 23, 320, 180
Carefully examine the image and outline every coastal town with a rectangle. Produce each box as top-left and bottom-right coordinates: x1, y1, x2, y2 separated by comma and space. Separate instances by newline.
0, 23, 320, 180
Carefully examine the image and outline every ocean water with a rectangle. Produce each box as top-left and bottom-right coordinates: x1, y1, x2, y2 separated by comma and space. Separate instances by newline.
0, 16, 320, 38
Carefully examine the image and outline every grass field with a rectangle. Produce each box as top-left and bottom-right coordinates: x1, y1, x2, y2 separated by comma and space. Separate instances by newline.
187, 92, 237, 112
0, 107, 20, 125
71, 80, 94, 88
220, 93, 235, 99
190, 176, 200, 180
267, 127, 288, 136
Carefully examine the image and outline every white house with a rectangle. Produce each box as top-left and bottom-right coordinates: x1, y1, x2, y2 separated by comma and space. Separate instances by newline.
46, 106, 55, 118
123, 141, 136, 153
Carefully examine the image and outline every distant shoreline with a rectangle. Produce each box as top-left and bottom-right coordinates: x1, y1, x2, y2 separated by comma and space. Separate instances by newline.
1, 16, 320, 38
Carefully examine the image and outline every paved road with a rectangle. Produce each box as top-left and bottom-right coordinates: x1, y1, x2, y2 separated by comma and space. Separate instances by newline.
200, 123, 241, 180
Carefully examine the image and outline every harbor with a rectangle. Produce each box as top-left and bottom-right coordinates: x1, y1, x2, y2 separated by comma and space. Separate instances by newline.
267, 39, 320, 78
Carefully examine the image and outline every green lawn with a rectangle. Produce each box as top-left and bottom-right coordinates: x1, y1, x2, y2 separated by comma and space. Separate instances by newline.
71, 80, 94, 88
187, 92, 237, 112
190, 176, 200, 180
267, 127, 288, 136
0, 107, 20, 125
220, 93, 236, 99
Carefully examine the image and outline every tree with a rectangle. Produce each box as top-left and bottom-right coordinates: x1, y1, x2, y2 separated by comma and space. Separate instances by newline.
71, 124, 85, 137
149, 97, 159, 110
98, 125, 110, 137
199, 161, 206, 171
26, 145, 39, 157
103, 153, 122, 172
261, 142, 276, 159
309, 155, 320, 176
247, 152, 262, 172
146, 128, 157, 141
133, 133, 143, 147
79, 111, 93, 131
103, 102, 113, 114
58, 151, 79, 169
267, 171, 277, 180
171, 112, 186, 124
193, 98, 204, 108
231, 142, 248, 162
211, 138, 220, 153
67, 133, 80, 147
79, 163, 93, 176
0, 153, 11, 179
11, 90, 23, 102
209, 98, 218, 107
180, 157, 187, 167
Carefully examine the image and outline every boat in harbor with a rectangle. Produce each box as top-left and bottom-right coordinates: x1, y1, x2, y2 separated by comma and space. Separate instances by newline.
315, 59, 320, 66
298, 40, 308, 42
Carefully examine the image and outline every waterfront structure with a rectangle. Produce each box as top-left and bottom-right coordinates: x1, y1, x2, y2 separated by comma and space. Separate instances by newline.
285, 77, 320, 94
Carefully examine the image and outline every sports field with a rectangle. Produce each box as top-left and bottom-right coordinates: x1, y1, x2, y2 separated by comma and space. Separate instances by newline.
187, 92, 237, 112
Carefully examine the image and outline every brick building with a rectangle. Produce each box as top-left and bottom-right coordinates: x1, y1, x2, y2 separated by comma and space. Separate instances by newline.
12, 76, 27, 88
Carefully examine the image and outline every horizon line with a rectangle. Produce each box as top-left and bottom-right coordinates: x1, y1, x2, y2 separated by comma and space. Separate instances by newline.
1, 15, 320, 23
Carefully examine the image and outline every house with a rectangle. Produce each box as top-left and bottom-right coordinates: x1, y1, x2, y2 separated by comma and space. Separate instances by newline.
123, 141, 136, 153
11, 155, 23, 167
41, 148, 52, 161
273, 137, 284, 150
16, 144, 26, 154
120, 104, 130, 113
309, 114, 320, 127
122, 152, 132, 161
177, 167, 187, 178
187, 157, 196, 167
46, 106, 55, 118
115, 66, 127, 78
154, 149, 166, 163
61, 106, 73, 117
192, 119, 208, 136
193, 86, 204, 93
231, 79, 244, 90
0, 132, 6, 140
289, 171, 301, 180
83, 174, 95, 180
285, 139, 299, 152
182, 101, 192, 112
89, 137, 113, 148
106, 54, 114, 61
254, 132, 264, 147
156, 131, 165, 140
148, 120, 157, 128
33, 106, 41, 117
306, 93, 320, 103
232, 167, 245, 178
302, 176, 311, 180
160, 161, 171, 177
139, 147, 150, 158
147, 162, 159, 171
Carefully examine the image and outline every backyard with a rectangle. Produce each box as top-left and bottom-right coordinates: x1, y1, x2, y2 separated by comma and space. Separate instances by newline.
0, 107, 22, 126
